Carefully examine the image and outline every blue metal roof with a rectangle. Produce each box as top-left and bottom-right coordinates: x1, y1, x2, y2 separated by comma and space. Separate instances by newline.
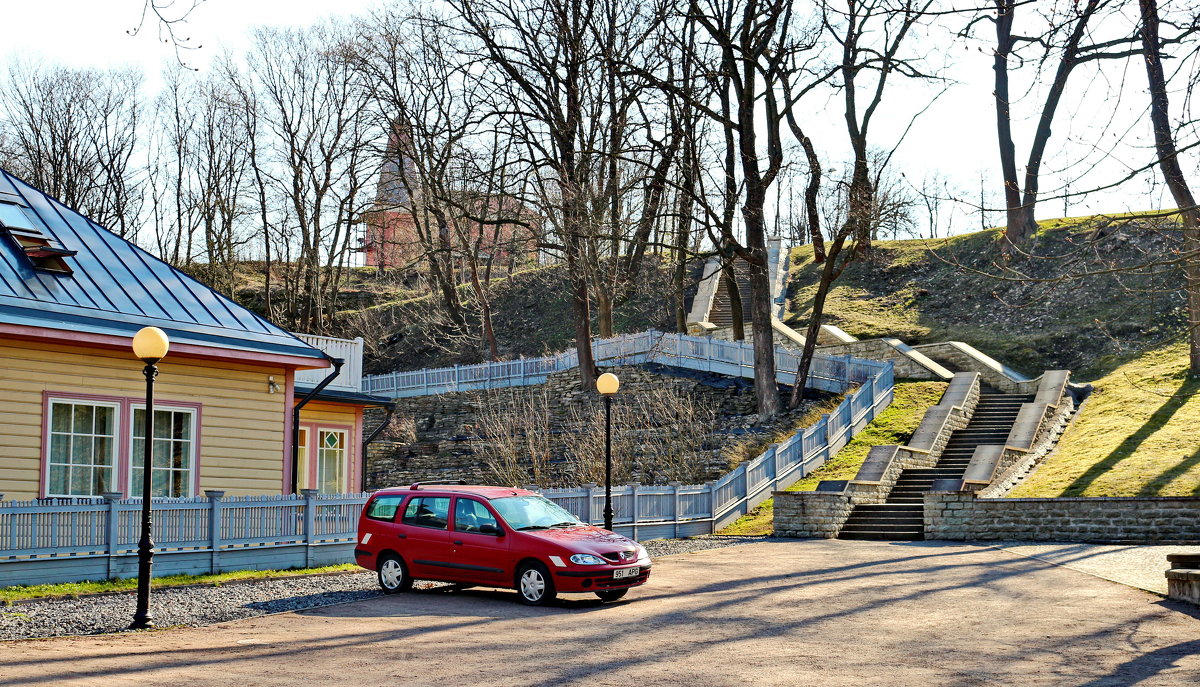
0, 169, 326, 363
294, 384, 395, 408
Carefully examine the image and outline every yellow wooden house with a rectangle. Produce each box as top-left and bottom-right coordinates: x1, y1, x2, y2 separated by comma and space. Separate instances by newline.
0, 170, 392, 501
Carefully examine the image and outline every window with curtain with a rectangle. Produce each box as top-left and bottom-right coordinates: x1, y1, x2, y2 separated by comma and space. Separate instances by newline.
131, 407, 195, 498
47, 400, 118, 497
317, 429, 347, 493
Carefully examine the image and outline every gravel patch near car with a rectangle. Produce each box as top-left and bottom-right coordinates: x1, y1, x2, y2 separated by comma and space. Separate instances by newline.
642, 535, 774, 558
0, 572, 387, 641
0, 535, 766, 641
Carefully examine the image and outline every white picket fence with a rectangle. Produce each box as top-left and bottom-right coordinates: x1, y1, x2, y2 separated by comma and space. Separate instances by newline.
0, 491, 365, 586
364, 329, 883, 397
0, 333, 893, 585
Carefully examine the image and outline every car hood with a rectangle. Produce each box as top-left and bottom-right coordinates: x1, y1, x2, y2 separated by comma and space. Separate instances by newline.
519, 525, 639, 555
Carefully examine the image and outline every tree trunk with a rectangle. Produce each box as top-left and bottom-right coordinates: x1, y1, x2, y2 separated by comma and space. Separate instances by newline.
1009, 0, 1100, 249
992, 0, 1033, 252
1140, 0, 1200, 374
798, 132, 826, 264
570, 271, 597, 389
789, 237, 846, 408
745, 244, 781, 418
595, 288, 615, 339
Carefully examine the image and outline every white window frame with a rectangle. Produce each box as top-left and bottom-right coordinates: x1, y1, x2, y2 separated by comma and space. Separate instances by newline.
45, 398, 121, 498
315, 427, 349, 494
128, 403, 198, 499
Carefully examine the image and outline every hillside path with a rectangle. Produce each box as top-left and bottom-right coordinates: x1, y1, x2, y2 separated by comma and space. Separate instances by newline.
2, 540, 1199, 686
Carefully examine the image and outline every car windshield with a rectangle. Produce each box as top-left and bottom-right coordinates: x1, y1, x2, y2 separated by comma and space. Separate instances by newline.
490, 496, 583, 531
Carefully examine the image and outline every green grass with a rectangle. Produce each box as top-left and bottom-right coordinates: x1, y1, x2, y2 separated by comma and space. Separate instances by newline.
1009, 343, 1200, 497
781, 221, 1186, 381
0, 563, 359, 604
718, 381, 948, 536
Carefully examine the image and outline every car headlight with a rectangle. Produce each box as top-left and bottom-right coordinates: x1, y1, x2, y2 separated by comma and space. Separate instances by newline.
570, 553, 607, 566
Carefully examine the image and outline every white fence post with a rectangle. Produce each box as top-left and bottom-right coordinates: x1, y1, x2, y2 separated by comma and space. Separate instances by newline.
206, 490, 224, 574
630, 482, 640, 540
669, 481, 682, 538
583, 483, 596, 524
103, 492, 122, 579
302, 489, 318, 568
705, 481, 717, 534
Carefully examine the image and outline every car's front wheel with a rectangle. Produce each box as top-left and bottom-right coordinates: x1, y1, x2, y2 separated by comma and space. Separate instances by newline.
595, 588, 627, 602
516, 561, 556, 606
378, 553, 413, 594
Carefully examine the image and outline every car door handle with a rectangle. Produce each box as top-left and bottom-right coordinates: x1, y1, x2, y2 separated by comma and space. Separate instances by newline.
396, 533, 407, 539
453, 540, 463, 545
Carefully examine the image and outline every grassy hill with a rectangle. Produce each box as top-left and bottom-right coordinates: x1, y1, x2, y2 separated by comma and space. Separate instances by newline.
784, 223, 1186, 380
778, 219, 1196, 499
1010, 342, 1200, 497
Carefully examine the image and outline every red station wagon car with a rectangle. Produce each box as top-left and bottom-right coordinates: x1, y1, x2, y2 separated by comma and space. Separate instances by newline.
354, 484, 652, 605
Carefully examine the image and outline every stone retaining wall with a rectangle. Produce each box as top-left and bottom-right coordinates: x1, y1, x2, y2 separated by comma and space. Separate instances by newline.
773, 491, 856, 538
924, 492, 1200, 543
364, 364, 789, 490
814, 339, 950, 380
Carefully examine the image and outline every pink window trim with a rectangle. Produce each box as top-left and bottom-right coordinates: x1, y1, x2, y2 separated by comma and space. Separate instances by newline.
282, 370, 295, 494
302, 422, 355, 493
40, 391, 204, 499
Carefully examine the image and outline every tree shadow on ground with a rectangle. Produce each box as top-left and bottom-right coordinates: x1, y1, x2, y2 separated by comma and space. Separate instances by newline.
1065, 377, 1200, 496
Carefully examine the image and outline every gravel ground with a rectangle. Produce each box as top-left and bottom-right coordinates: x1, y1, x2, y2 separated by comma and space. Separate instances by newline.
0, 535, 764, 641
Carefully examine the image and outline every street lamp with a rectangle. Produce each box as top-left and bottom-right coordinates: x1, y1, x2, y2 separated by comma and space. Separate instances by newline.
596, 372, 620, 531
130, 326, 169, 630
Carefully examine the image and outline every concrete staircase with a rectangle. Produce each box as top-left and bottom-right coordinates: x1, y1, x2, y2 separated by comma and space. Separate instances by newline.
838, 390, 1032, 541
708, 258, 753, 328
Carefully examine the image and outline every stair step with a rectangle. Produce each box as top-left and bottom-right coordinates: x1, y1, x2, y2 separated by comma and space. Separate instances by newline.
840, 518, 921, 528
839, 530, 924, 541
840, 522, 925, 533
852, 504, 923, 512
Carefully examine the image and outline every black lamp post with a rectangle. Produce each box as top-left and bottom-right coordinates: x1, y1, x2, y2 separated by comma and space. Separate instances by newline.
596, 372, 620, 530
130, 326, 169, 630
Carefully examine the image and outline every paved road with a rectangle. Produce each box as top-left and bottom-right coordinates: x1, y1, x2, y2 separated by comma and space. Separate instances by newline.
3, 540, 1199, 686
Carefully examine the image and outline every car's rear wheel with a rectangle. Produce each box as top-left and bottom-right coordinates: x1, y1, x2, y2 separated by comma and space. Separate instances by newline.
378, 553, 413, 594
595, 588, 628, 602
516, 562, 556, 606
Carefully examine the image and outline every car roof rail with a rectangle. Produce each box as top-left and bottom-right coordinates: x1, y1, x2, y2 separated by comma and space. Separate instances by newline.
410, 480, 468, 490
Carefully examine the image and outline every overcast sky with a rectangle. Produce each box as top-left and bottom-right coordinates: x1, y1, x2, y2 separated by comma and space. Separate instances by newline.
0, 0, 1183, 237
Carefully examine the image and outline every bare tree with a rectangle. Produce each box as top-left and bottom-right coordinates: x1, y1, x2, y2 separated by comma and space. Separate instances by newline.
1140, 0, 1200, 374
0, 62, 144, 240
241, 23, 377, 333
448, 0, 616, 389
969, 0, 1150, 250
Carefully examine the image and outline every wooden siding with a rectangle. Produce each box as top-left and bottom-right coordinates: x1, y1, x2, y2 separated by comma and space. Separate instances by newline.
0, 336, 287, 499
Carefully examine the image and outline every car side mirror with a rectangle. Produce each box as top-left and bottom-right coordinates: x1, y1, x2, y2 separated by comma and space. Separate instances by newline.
479, 523, 503, 536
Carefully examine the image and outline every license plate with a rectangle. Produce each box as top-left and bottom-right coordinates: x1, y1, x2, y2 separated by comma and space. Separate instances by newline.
613, 567, 639, 580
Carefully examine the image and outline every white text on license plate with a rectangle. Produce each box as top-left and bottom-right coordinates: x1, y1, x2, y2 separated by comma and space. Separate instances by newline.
613, 567, 639, 580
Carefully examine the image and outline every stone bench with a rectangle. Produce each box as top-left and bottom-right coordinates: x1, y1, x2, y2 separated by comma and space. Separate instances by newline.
1167, 553, 1200, 569
1166, 554, 1200, 606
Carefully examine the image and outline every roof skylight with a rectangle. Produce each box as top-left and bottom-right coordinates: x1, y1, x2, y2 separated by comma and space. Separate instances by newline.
0, 201, 75, 274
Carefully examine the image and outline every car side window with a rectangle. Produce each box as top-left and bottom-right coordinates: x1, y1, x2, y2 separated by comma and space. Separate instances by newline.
454, 498, 500, 534
402, 497, 450, 530
365, 496, 405, 522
